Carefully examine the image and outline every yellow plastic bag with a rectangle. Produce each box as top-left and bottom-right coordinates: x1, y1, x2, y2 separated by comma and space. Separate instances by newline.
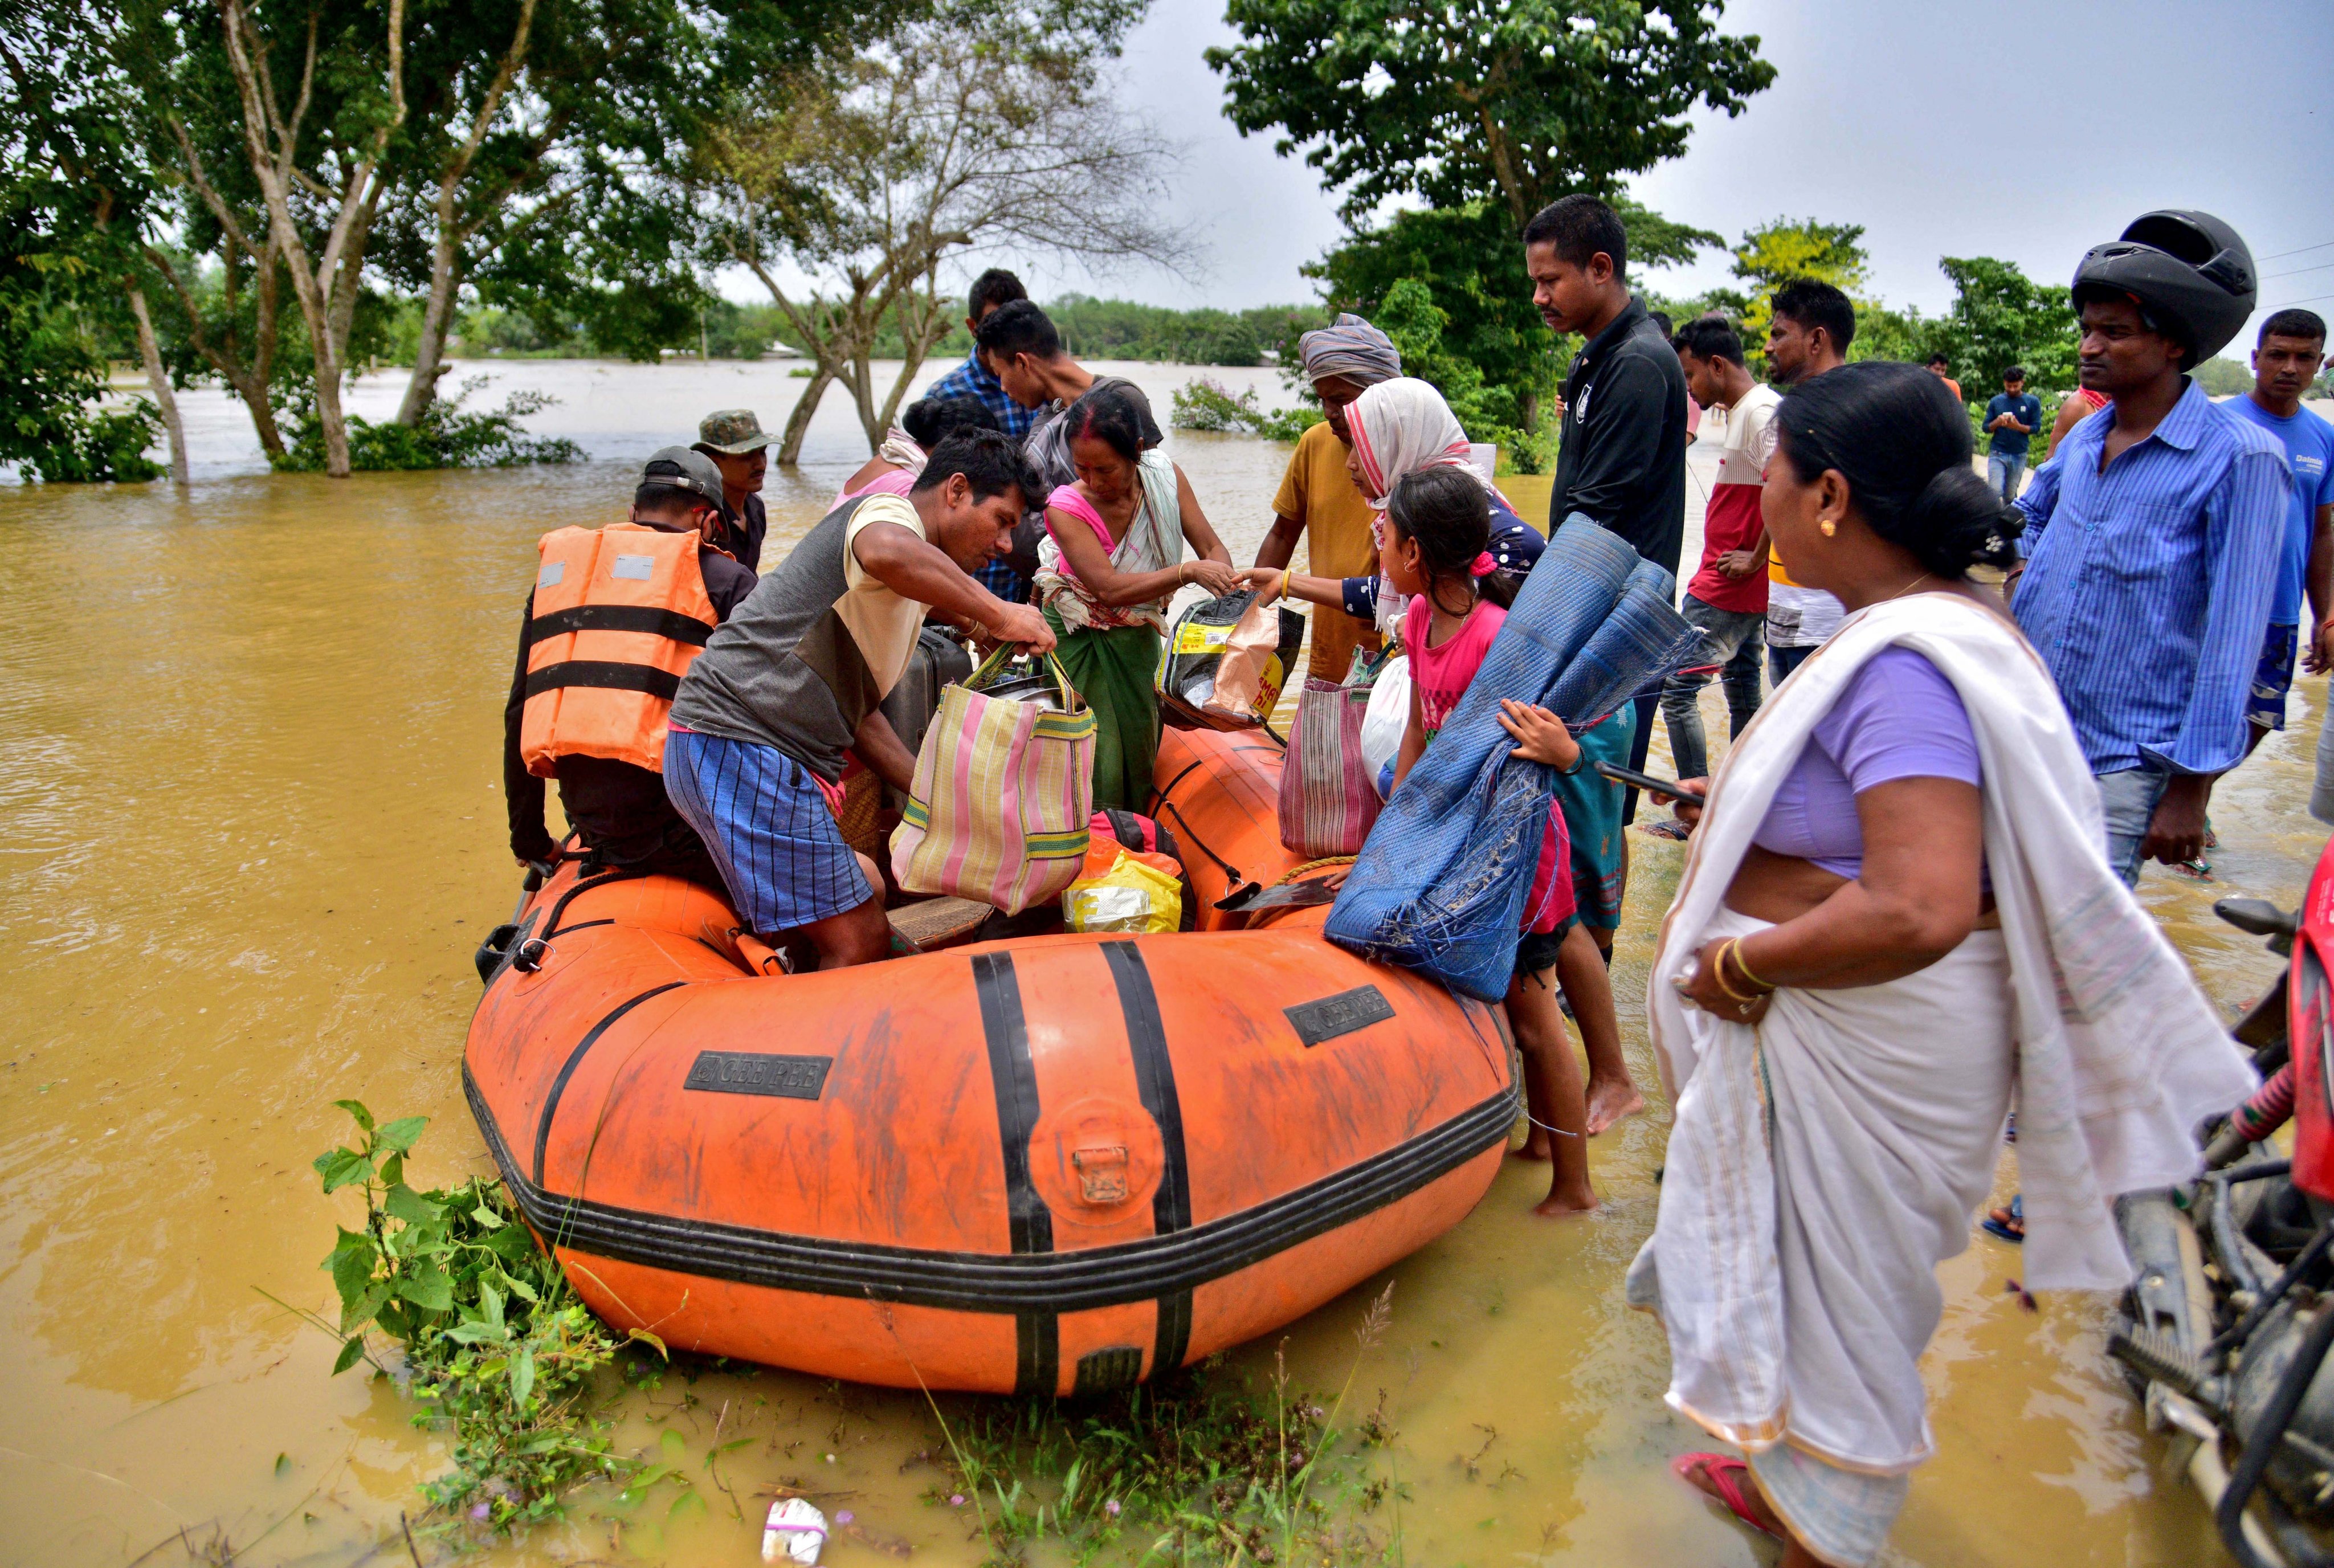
1062, 847, 1183, 934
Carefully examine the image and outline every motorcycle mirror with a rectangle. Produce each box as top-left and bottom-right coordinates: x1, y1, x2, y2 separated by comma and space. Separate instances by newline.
2214, 897, 2298, 939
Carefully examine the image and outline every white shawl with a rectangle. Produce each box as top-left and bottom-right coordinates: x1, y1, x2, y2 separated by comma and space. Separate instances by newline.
1633, 593, 2255, 1457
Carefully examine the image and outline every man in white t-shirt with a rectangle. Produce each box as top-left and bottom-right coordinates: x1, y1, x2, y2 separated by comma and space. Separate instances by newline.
1658, 320, 1780, 805
1760, 280, 1855, 680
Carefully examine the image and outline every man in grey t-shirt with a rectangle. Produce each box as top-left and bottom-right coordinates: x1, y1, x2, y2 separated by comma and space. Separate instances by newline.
665, 432, 1053, 969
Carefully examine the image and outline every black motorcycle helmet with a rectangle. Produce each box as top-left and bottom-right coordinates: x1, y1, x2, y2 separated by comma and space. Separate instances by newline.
2071, 209, 2257, 366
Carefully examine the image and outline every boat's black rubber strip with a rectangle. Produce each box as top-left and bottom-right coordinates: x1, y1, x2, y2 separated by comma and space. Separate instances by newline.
973, 951, 1056, 1394
528, 604, 713, 644
524, 660, 683, 701
1103, 942, 1194, 1377
534, 866, 648, 944
531, 980, 691, 1188
1145, 747, 1282, 818
467, 1064, 1516, 1316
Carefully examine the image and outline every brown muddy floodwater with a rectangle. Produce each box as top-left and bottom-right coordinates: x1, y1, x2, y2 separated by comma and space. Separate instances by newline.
1, 361, 2313, 1567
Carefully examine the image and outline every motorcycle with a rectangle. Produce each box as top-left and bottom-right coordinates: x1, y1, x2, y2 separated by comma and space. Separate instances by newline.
2110, 830, 2334, 1566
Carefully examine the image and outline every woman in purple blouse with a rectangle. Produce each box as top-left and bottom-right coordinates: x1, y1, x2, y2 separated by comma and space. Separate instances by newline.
1626, 365, 2247, 1568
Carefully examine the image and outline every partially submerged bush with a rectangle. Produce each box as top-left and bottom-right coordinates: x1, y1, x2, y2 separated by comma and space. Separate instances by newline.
275, 377, 584, 472
9, 398, 163, 483
1170, 378, 1320, 444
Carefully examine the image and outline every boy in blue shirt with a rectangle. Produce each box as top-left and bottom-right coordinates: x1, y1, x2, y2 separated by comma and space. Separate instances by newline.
2225, 308, 2334, 754
1983, 367, 2043, 501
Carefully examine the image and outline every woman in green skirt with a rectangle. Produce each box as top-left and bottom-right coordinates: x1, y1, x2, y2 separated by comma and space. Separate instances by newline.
1035, 387, 1239, 809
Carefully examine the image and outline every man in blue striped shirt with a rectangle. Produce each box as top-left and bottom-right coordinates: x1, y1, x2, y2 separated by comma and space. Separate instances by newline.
923, 269, 1038, 443
2013, 283, 2288, 885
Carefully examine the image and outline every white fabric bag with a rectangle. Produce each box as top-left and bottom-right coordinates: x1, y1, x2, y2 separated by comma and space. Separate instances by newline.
1358, 654, 1411, 797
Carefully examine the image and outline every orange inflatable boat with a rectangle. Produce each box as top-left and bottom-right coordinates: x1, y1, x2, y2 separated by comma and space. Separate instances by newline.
463, 729, 1515, 1395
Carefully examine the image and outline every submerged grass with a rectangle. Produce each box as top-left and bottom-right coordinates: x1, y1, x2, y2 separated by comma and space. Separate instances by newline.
913, 1283, 1403, 1566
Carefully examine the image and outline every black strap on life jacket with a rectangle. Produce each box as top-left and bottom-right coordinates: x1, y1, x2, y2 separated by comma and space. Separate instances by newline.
524, 661, 682, 700
527, 604, 715, 644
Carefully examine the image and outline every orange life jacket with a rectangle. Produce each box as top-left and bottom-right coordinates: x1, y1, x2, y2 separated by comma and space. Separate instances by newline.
519, 522, 717, 778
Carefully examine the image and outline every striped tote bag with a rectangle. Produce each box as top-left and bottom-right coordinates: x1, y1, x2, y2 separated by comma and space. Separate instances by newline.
890, 649, 1096, 915
1278, 667, 1382, 858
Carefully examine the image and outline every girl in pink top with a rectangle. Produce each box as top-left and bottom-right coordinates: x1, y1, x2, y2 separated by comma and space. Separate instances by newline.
1380, 467, 1600, 1216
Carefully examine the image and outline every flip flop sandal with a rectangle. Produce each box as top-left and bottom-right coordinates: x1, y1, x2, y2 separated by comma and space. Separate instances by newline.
1982, 1194, 2024, 1243
1671, 1453, 1782, 1542
1634, 818, 1694, 841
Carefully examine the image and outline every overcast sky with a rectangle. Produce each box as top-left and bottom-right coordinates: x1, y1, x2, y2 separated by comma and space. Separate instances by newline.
909, 0, 2334, 349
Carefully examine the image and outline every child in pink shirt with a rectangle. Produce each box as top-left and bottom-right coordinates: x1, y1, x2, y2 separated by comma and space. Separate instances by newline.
1381, 468, 1599, 1216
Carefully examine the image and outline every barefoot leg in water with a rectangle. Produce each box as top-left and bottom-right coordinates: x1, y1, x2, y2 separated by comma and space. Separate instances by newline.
1506, 967, 1596, 1215
1676, 1455, 1824, 1567
1557, 923, 1645, 1133
1507, 974, 1553, 1162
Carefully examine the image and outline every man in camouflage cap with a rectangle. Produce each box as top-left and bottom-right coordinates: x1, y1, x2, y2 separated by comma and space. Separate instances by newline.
692, 409, 776, 570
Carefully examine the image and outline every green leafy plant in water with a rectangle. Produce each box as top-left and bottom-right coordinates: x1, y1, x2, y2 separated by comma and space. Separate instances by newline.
300, 1101, 671, 1534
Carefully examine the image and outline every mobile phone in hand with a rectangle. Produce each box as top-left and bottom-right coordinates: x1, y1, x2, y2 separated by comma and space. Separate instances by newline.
1593, 760, 1706, 802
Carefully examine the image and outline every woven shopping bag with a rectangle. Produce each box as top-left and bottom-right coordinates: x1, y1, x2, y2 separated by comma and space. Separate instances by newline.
889, 647, 1096, 915
1277, 654, 1385, 857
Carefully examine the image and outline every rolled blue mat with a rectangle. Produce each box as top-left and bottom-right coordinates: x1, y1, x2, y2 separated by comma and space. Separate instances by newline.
1325, 516, 1696, 999
1543, 558, 1700, 729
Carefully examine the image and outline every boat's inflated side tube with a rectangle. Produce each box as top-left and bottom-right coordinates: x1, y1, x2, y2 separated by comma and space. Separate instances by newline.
465, 761, 1513, 1395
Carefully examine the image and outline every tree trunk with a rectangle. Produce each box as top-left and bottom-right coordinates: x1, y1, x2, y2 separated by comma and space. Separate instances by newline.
215, 0, 404, 477
398, 0, 537, 426
127, 286, 189, 485
239, 375, 287, 459
776, 368, 835, 465
398, 239, 460, 423
872, 278, 950, 439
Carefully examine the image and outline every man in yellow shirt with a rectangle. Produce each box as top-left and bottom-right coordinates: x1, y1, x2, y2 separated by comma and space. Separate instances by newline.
1251, 314, 1403, 681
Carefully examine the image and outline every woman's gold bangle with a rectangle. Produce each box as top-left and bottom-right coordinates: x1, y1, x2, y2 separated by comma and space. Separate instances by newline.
1279, 566, 1292, 599
1730, 939, 1777, 993
1711, 938, 1769, 1004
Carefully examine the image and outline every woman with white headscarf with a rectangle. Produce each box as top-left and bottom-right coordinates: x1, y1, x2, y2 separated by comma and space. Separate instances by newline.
1244, 377, 1545, 632
1254, 375, 1647, 1143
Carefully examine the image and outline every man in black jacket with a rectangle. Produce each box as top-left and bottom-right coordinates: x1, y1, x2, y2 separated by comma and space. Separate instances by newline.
1529, 195, 1691, 578
1525, 194, 1691, 825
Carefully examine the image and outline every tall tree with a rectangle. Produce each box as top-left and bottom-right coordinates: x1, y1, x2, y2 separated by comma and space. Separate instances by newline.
0, 0, 167, 482
1309, 198, 1718, 438
1931, 257, 2078, 401
696, 0, 1188, 462
117, 1, 298, 459
200, 0, 410, 477
1208, 0, 1773, 229
379, 0, 877, 427
1716, 215, 1872, 344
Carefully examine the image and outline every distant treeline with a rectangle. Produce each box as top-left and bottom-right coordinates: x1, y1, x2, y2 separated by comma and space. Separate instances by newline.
427, 294, 1331, 369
